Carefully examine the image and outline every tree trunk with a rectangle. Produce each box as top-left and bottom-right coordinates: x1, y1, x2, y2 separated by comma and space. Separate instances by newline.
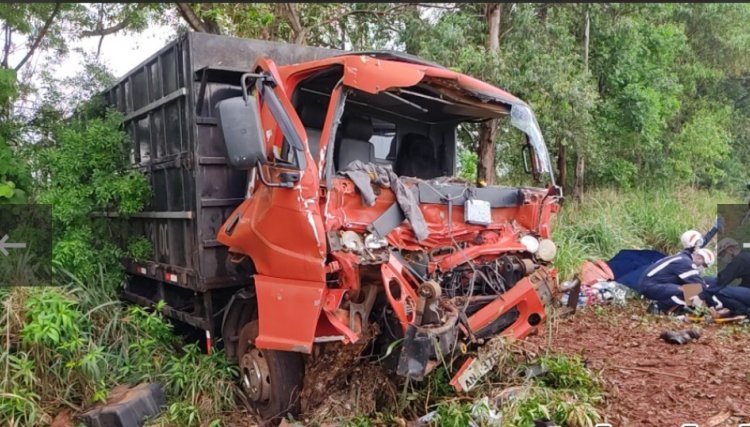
176, 3, 221, 34
574, 153, 585, 203
583, 9, 590, 71
2, 24, 11, 68
283, 3, 307, 45
557, 141, 568, 194
14, 3, 61, 71
573, 8, 590, 202
477, 120, 497, 185
476, 3, 502, 186
487, 4, 501, 52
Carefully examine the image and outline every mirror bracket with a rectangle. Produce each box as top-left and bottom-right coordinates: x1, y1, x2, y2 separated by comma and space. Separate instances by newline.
240, 72, 269, 104
256, 161, 295, 189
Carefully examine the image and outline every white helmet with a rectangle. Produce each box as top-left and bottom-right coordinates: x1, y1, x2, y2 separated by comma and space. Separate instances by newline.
695, 248, 715, 267
681, 230, 704, 249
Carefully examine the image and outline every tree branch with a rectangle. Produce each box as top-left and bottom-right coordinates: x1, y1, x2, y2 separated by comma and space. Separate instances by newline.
2, 24, 11, 68
314, 4, 414, 33
80, 18, 134, 37
80, 3, 148, 37
176, 3, 210, 33
282, 3, 306, 44
14, 3, 61, 72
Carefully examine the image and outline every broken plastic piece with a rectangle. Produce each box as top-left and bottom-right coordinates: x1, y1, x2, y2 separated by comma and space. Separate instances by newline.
79, 383, 165, 427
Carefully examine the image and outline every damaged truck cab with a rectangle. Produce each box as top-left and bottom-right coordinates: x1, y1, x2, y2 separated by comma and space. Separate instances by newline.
216, 52, 561, 420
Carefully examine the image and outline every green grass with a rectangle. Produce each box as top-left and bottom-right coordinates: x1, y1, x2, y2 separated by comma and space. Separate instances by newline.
0, 267, 237, 427
552, 186, 736, 279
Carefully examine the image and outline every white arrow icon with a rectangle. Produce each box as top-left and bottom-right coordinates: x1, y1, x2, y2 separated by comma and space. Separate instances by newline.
0, 234, 26, 256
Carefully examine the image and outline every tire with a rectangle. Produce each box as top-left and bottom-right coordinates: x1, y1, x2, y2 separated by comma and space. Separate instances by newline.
236, 320, 305, 423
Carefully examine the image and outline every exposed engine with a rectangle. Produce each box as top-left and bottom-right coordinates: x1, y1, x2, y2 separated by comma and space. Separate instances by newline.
436, 255, 535, 298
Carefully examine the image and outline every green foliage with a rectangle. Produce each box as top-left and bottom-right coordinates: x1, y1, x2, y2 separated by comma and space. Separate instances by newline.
431, 401, 473, 427
21, 289, 86, 348
0, 68, 18, 104
501, 353, 603, 427
457, 147, 478, 181
0, 68, 32, 204
1, 269, 238, 426
552, 186, 734, 279
127, 236, 154, 261
536, 354, 601, 396
162, 402, 203, 427
344, 415, 374, 427
162, 345, 238, 416
508, 387, 601, 427
668, 104, 732, 186
38, 109, 150, 226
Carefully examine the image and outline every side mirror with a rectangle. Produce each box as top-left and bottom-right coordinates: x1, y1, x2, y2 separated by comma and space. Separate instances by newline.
217, 96, 266, 169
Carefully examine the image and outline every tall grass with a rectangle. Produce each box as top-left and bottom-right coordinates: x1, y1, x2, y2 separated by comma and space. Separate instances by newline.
552, 187, 736, 279
0, 267, 237, 427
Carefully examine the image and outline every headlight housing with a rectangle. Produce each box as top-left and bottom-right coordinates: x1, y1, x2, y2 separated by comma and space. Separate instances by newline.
520, 235, 540, 253
537, 239, 557, 262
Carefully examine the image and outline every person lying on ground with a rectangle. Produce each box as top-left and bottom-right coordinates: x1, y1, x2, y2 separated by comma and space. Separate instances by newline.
699, 238, 750, 317
702, 286, 750, 317
638, 231, 714, 314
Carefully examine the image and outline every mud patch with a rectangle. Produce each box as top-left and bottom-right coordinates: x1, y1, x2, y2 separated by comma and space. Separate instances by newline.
300, 337, 399, 423
525, 304, 750, 426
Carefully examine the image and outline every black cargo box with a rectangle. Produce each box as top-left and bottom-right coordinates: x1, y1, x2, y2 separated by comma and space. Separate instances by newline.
103, 32, 334, 330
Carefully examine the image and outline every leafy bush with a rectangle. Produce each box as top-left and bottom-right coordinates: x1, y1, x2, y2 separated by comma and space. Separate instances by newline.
0, 272, 238, 427
38, 108, 149, 227
536, 354, 601, 397
127, 236, 154, 262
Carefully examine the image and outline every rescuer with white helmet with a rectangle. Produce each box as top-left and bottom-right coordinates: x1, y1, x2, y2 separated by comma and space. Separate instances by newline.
694, 248, 715, 269
638, 238, 712, 314
681, 229, 704, 251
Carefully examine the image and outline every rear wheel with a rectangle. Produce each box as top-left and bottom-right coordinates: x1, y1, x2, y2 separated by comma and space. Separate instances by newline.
237, 320, 304, 423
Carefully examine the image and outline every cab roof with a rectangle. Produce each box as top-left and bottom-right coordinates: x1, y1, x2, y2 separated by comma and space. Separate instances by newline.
276, 51, 526, 109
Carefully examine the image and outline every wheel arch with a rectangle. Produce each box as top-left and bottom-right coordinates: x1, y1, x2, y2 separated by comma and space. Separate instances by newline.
221, 287, 258, 361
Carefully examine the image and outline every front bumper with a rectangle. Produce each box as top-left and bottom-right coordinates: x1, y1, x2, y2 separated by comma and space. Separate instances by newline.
394, 267, 556, 385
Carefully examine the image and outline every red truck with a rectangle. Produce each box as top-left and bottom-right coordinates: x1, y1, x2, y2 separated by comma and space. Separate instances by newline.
107, 33, 560, 422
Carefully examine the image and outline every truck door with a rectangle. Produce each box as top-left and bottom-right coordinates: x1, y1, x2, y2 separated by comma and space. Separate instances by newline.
220, 58, 326, 281
217, 58, 329, 351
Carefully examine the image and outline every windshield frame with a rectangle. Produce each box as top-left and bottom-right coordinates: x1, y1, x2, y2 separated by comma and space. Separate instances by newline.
509, 104, 555, 185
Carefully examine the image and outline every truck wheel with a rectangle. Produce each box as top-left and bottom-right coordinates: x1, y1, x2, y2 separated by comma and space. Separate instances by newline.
237, 320, 304, 422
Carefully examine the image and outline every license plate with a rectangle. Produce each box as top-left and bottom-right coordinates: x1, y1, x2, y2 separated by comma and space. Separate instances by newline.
452, 351, 500, 392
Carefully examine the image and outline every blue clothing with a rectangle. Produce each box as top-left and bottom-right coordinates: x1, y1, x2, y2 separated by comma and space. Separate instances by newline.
638, 250, 706, 311
607, 249, 666, 292
701, 216, 723, 248
641, 283, 684, 312
703, 286, 750, 316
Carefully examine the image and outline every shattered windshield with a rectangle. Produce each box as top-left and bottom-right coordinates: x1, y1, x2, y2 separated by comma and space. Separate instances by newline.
455, 103, 555, 186
510, 104, 554, 180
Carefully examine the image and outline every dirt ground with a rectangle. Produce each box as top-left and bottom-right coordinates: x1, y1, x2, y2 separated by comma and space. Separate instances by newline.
525, 303, 750, 427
